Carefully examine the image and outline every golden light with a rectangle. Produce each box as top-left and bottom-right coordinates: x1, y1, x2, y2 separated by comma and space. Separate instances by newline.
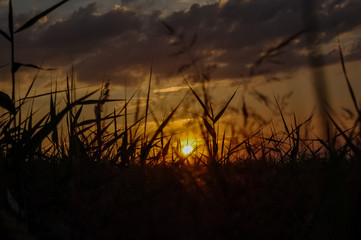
182, 145, 194, 156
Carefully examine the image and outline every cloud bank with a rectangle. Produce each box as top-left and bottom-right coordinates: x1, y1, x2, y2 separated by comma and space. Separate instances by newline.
1, 0, 361, 86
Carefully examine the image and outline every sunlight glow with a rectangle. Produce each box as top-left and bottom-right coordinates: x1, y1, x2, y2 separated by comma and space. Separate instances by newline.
182, 145, 194, 155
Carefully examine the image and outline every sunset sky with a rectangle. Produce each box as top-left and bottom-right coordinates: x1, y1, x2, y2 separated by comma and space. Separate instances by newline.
1, 0, 361, 135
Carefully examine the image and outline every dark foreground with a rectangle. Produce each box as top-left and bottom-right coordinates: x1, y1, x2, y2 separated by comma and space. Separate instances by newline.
1, 154, 361, 240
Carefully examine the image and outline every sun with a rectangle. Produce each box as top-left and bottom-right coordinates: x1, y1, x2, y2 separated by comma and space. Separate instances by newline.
182, 145, 194, 155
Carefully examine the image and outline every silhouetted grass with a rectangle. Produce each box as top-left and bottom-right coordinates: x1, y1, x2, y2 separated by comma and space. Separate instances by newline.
1, 2, 361, 240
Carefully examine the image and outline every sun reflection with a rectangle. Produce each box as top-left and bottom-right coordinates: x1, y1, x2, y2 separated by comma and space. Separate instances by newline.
182, 145, 194, 156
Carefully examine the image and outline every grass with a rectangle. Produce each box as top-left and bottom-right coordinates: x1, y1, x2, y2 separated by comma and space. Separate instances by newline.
1, 1, 361, 239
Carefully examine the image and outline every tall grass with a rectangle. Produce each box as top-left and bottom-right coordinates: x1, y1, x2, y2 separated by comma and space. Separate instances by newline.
0, 2, 360, 240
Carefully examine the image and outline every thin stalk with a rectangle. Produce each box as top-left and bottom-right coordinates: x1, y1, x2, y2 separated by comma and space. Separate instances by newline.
9, 0, 16, 131
144, 59, 153, 141
9, 0, 14, 103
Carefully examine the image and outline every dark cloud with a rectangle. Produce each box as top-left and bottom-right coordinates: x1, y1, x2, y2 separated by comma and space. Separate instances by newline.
39, 4, 141, 52
1, 0, 361, 86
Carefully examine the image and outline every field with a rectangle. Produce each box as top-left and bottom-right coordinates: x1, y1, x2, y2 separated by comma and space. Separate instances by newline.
1, 1, 361, 240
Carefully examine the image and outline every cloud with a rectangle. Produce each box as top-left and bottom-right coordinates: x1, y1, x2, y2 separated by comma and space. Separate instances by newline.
161, 0, 361, 78
1, 0, 361, 87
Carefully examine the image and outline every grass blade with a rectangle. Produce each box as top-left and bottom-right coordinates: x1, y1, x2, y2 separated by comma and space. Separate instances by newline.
338, 41, 360, 114
19, 68, 40, 107
15, 0, 69, 33
163, 137, 172, 159
161, 21, 176, 36
203, 117, 216, 139
0, 28, 11, 41
144, 60, 153, 140
8, 0, 13, 36
14, 90, 97, 158
9, 0, 15, 103
50, 91, 58, 145
274, 94, 290, 135
214, 89, 237, 123
140, 102, 181, 164
185, 81, 212, 120
12, 62, 55, 73
242, 95, 249, 126
0, 91, 15, 114
254, 28, 308, 67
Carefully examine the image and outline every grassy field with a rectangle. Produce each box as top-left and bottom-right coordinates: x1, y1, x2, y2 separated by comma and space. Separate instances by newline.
1, 1, 361, 239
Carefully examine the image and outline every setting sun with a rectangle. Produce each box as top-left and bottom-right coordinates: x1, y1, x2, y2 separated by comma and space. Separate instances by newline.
182, 145, 194, 155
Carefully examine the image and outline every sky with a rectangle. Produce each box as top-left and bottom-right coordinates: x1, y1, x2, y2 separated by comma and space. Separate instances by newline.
1, 0, 361, 135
